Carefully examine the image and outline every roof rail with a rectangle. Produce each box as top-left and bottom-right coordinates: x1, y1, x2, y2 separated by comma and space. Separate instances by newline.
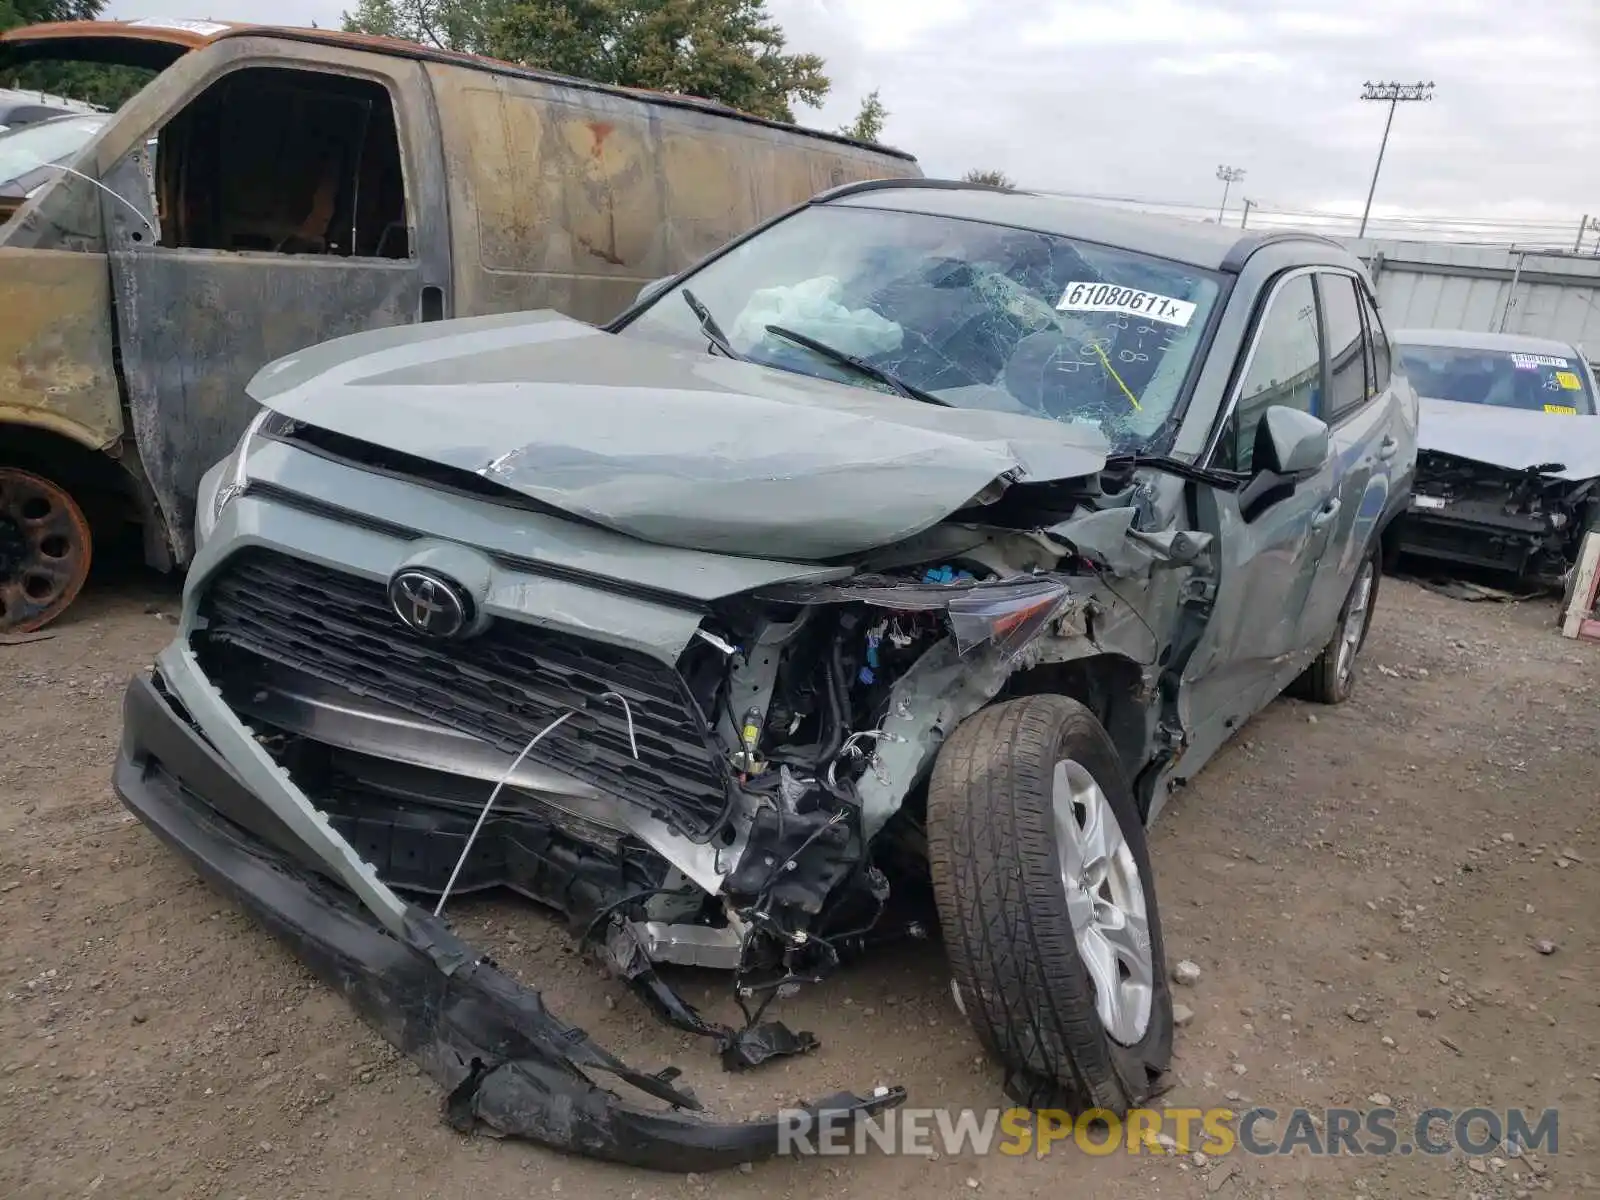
811, 176, 1027, 205
1221, 229, 1349, 272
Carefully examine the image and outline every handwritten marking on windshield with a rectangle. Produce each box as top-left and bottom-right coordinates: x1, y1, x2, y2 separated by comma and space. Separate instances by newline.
1088, 342, 1142, 412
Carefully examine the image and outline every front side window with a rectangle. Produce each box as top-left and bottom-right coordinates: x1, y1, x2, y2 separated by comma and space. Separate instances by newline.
618, 204, 1225, 453
153, 67, 409, 259
1395, 343, 1595, 415
1222, 273, 1323, 471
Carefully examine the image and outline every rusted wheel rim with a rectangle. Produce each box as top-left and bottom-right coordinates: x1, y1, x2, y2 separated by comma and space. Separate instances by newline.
0, 468, 93, 633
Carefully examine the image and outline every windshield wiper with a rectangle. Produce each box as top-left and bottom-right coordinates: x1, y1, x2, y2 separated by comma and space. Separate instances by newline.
681, 288, 745, 361
764, 323, 950, 407
1104, 452, 1248, 492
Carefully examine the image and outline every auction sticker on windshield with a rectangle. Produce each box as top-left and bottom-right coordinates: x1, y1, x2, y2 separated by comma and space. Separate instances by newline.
1057, 282, 1196, 327
1511, 353, 1570, 370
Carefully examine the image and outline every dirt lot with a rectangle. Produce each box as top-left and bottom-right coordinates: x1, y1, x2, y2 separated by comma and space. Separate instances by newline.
2, 568, 1597, 1200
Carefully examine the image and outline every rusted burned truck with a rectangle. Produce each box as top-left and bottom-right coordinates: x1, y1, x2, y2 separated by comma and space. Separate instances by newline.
0, 18, 920, 632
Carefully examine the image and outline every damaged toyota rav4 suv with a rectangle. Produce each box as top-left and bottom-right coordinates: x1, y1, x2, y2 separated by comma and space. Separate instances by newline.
114, 179, 1416, 1170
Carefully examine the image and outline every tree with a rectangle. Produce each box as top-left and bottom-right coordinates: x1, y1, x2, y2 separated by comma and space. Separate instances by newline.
340, 0, 505, 55
838, 88, 885, 143
1, 0, 153, 107
963, 168, 1016, 189
485, 0, 829, 123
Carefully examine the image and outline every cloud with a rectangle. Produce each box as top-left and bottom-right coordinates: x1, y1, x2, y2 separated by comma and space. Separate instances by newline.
776, 0, 1600, 231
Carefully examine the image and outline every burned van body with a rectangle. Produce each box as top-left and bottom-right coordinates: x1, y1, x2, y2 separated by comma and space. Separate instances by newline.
0, 18, 919, 632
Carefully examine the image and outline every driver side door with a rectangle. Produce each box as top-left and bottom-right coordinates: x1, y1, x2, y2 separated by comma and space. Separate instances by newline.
1178, 269, 1344, 763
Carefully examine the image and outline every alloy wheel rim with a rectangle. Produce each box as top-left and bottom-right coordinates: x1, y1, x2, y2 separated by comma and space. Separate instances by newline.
1051, 759, 1154, 1045
1335, 561, 1375, 685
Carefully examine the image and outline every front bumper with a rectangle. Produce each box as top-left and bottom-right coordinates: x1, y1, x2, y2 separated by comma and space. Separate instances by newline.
113, 672, 904, 1171
1392, 497, 1564, 578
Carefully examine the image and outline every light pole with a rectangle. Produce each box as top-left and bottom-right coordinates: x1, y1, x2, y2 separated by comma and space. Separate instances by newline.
1358, 80, 1434, 239
1216, 165, 1245, 223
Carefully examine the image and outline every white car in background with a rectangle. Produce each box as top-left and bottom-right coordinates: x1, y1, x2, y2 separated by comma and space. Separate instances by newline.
1391, 328, 1600, 586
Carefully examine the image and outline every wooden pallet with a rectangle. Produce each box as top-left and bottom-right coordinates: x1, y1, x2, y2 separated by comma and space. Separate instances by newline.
1560, 530, 1600, 640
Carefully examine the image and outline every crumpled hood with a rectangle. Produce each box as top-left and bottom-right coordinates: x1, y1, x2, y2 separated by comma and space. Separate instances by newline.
247, 310, 1110, 560
1419, 395, 1600, 480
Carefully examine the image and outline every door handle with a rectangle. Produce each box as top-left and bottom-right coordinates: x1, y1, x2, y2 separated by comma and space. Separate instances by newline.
1377, 436, 1398, 461
1311, 498, 1342, 530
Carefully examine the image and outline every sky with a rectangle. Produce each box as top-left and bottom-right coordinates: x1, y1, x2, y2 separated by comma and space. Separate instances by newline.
104, 0, 1600, 243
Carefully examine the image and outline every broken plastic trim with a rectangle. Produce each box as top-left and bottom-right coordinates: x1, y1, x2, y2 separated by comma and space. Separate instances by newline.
114, 673, 906, 1171
597, 918, 821, 1071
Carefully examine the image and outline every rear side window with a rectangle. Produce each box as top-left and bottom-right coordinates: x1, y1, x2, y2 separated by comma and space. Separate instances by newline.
1319, 273, 1368, 420
1358, 286, 1392, 394
1223, 273, 1322, 471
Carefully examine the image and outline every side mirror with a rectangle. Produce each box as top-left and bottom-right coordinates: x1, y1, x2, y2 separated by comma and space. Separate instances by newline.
633, 276, 674, 308
1253, 405, 1329, 477
1237, 406, 1330, 523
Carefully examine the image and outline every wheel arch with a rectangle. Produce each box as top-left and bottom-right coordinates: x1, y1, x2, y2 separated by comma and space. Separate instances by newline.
0, 421, 172, 571
1000, 652, 1151, 787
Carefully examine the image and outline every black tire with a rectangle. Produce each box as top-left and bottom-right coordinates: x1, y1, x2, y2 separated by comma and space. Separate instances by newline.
926, 694, 1172, 1115
1293, 545, 1381, 705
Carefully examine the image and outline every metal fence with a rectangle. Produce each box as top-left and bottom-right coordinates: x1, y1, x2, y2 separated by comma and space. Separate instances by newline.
1339, 239, 1600, 354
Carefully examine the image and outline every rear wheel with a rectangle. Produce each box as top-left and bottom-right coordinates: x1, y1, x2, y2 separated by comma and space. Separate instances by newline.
927, 694, 1172, 1114
0, 467, 93, 633
1293, 548, 1379, 705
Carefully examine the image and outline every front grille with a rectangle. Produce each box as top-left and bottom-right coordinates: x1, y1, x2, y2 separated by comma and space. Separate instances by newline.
193, 549, 732, 838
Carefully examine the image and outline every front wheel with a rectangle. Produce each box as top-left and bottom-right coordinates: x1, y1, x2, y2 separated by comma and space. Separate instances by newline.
0, 467, 93, 634
1293, 547, 1380, 705
926, 694, 1172, 1114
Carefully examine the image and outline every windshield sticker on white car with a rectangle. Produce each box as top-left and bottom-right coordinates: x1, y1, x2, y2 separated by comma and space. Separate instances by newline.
1545, 403, 1578, 415
1555, 370, 1582, 391
1511, 353, 1570, 370
1056, 282, 1196, 328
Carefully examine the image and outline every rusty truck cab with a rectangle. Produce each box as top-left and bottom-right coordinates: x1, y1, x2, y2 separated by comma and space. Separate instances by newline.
0, 18, 920, 632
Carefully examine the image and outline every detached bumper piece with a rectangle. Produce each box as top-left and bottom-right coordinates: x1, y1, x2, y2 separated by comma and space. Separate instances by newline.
114, 674, 905, 1172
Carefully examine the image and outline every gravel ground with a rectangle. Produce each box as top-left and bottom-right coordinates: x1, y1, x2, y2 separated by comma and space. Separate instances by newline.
1, 568, 1597, 1199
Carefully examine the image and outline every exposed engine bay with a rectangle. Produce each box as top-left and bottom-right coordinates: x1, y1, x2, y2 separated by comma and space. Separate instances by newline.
1400, 449, 1600, 585
185, 469, 1195, 1074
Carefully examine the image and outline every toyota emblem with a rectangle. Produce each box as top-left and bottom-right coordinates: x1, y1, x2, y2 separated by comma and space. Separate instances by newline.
388, 568, 471, 638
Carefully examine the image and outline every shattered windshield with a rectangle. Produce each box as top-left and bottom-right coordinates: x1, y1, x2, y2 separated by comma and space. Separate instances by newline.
619, 205, 1224, 451
1397, 343, 1597, 416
